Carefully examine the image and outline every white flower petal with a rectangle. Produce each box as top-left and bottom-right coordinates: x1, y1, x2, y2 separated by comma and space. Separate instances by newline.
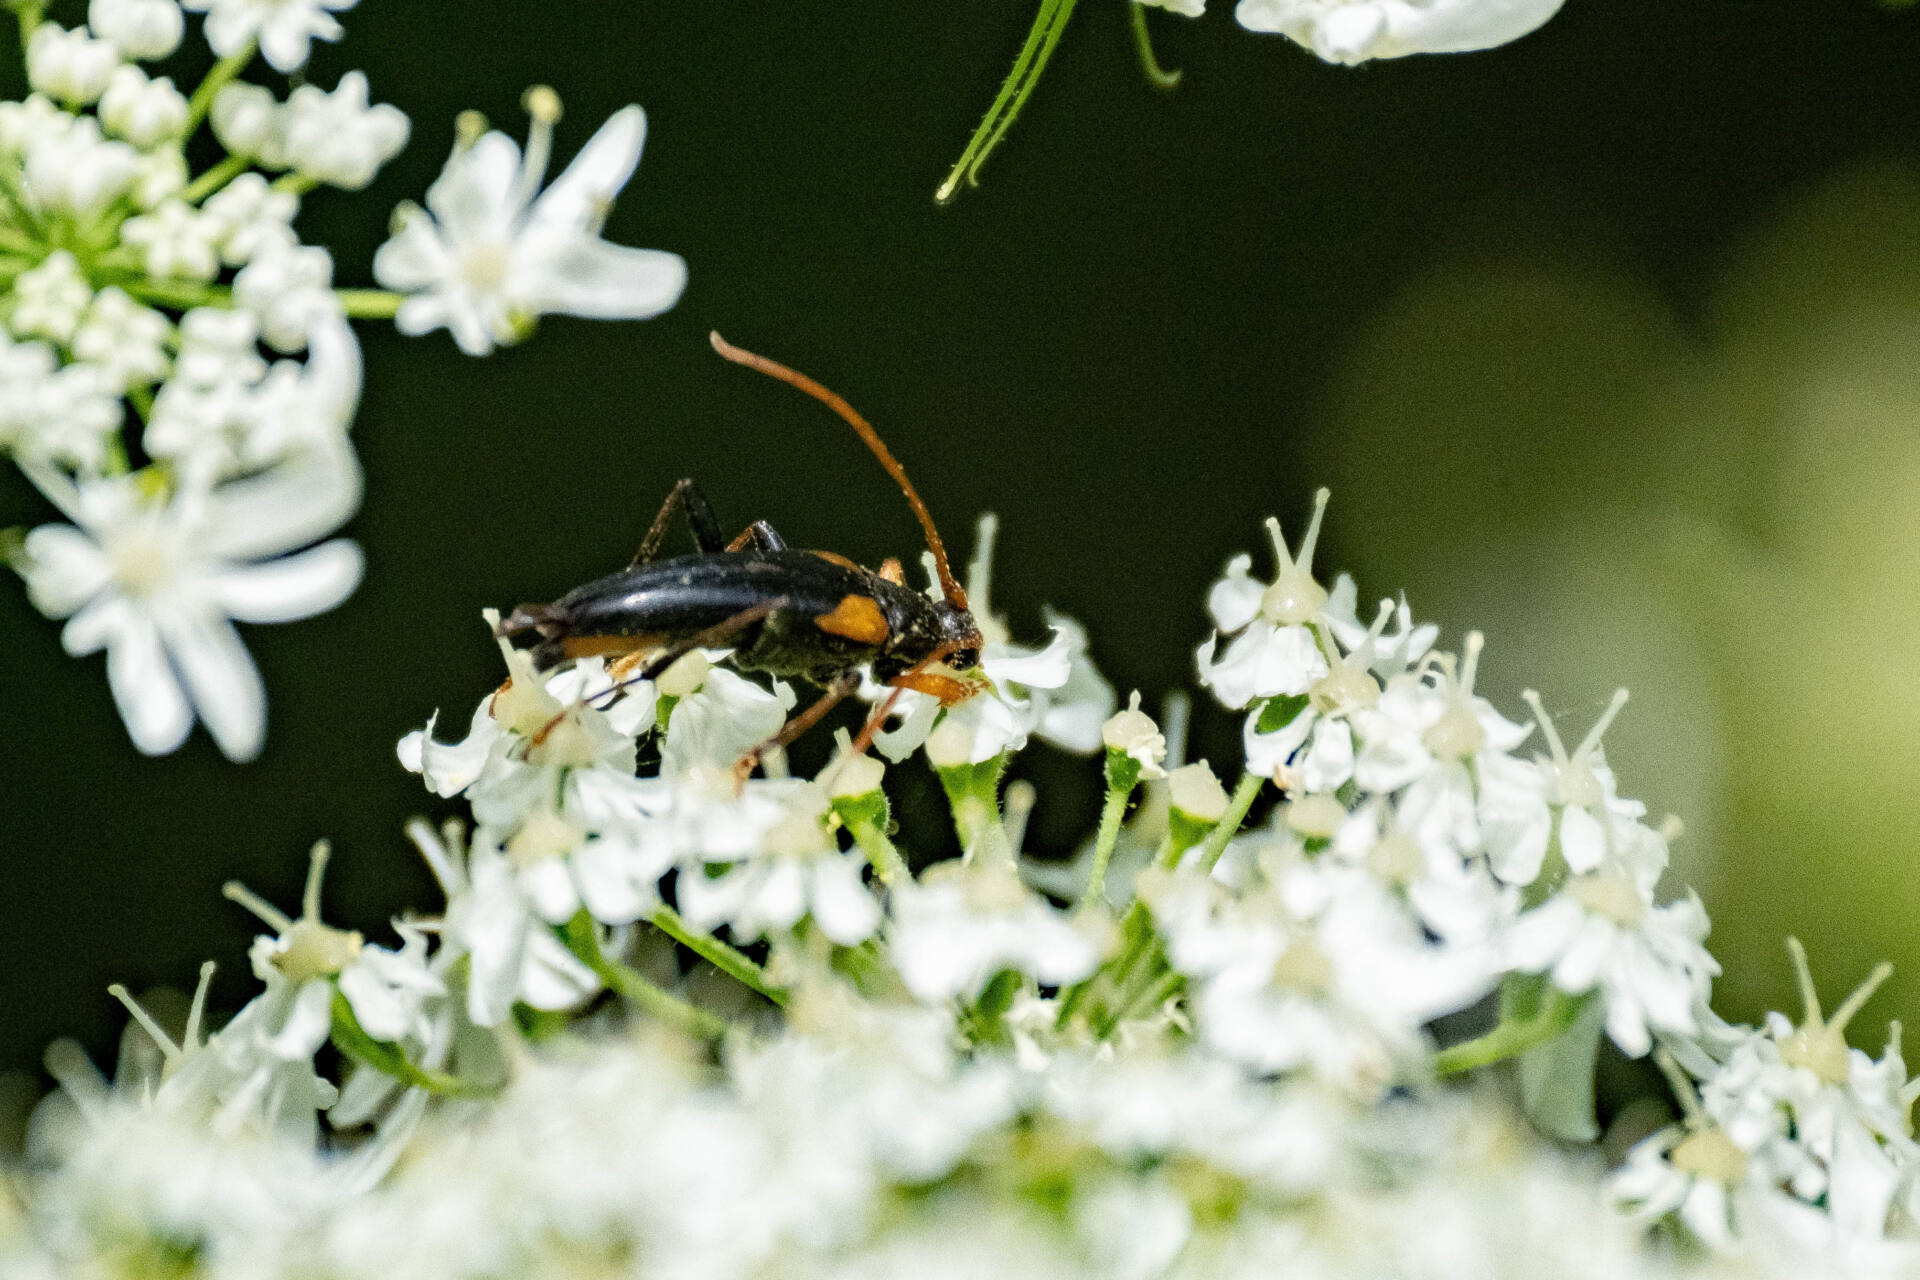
207, 539, 363, 622
154, 606, 266, 762
99, 606, 193, 755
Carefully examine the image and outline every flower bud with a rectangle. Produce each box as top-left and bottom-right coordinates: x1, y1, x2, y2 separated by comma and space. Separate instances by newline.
655, 650, 710, 699
1285, 792, 1346, 841
28, 24, 119, 107
1101, 690, 1167, 787
89, 0, 184, 60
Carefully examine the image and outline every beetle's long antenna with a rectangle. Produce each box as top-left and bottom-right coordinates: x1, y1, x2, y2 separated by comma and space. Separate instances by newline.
709, 331, 970, 612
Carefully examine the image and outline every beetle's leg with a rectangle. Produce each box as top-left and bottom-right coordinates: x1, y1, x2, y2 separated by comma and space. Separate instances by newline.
839, 641, 985, 761
723, 520, 788, 554
629, 478, 727, 568
732, 671, 861, 779
890, 670, 980, 706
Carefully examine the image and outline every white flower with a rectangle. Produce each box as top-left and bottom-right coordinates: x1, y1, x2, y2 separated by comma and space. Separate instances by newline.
8, 249, 93, 342
233, 240, 339, 351
1197, 490, 1335, 710
889, 860, 1103, 1001
442, 832, 600, 1026
872, 517, 1112, 764
374, 94, 686, 355
20, 113, 139, 216
17, 444, 363, 760
145, 308, 359, 477
677, 787, 882, 946
89, 0, 185, 59
1140, 0, 1206, 14
280, 71, 409, 190
1103, 691, 1169, 780
184, 0, 356, 72
121, 199, 221, 280
8, 360, 121, 470
1509, 860, 1717, 1057
26, 24, 120, 107
70, 287, 169, 389
200, 171, 299, 265
1235, 0, 1565, 64
97, 63, 187, 148
224, 841, 445, 1059
209, 79, 286, 162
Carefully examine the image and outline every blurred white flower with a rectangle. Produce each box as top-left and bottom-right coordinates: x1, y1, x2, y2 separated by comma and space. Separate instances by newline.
26, 24, 119, 107
280, 71, 408, 190
374, 94, 686, 355
184, 0, 356, 72
1235, 0, 1565, 64
88, 0, 186, 60
17, 444, 363, 759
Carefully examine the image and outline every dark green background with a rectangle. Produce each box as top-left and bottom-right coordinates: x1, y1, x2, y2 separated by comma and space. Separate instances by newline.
3, 0, 1918, 1078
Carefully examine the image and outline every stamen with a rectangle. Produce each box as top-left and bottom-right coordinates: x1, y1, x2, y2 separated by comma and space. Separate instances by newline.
967, 513, 999, 619
1159, 690, 1191, 771
453, 109, 487, 150
43, 1040, 108, 1120
302, 840, 332, 923
1653, 1048, 1705, 1126
1829, 961, 1894, 1036
108, 984, 180, 1062
406, 817, 460, 897
221, 880, 293, 932
183, 961, 215, 1053
1521, 690, 1567, 768
1573, 688, 1630, 762
512, 86, 561, 211
1296, 488, 1329, 573
1785, 936, 1824, 1027
1459, 631, 1483, 697
1003, 779, 1036, 853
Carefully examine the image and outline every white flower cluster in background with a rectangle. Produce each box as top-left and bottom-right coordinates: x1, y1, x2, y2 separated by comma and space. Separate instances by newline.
1, 0, 685, 760
5, 498, 1918, 1278
1138, 0, 1565, 63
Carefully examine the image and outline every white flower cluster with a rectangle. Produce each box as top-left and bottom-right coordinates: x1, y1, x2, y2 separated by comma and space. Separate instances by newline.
1138, 0, 1564, 64
1, 0, 685, 759
4, 496, 1915, 1277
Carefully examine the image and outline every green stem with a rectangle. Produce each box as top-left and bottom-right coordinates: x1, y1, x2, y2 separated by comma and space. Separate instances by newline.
119, 277, 231, 310
335, 288, 405, 320
559, 911, 727, 1041
126, 384, 155, 423
1433, 986, 1589, 1076
181, 154, 251, 204
845, 811, 912, 889
936, 0, 1081, 204
328, 990, 497, 1100
1128, 1, 1183, 91
1193, 773, 1265, 872
15, 2, 42, 46
649, 905, 788, 1006
272, 172, 320, 196
184, 45, 255, 138
1081, 782, 1133, 911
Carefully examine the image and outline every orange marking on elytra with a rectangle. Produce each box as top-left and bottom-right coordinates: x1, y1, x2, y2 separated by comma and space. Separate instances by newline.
560, 633, 663, 661
809, 549, 863, 572
813, 594, 891, 646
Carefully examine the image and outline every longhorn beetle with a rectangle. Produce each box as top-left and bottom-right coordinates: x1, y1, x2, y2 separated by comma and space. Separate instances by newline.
497, 332, 987, 763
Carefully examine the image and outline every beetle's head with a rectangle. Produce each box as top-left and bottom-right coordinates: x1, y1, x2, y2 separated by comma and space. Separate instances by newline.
933, 600, 984, 674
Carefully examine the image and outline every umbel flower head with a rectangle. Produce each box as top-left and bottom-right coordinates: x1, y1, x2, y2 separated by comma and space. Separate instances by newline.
0, 0, 685, 758
11, 488, 1918, 1277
